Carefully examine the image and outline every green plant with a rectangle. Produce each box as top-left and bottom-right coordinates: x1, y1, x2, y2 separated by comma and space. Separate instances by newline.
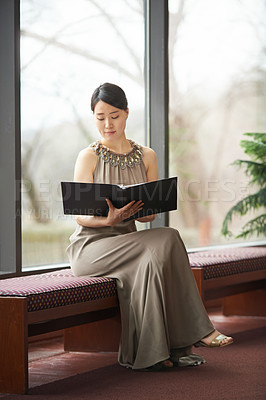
222, 132, 266, 239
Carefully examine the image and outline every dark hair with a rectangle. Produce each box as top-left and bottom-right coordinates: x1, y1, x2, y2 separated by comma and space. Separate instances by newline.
91, 82, 128, 112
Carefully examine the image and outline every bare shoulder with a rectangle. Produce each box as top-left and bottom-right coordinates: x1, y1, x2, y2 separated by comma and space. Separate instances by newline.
79, 145, 97, 158
141, 145, 157, 166
141, 146, 158, 181
76, 146, 97, 165
74, 146, 98, 182
142, 146, 156, 157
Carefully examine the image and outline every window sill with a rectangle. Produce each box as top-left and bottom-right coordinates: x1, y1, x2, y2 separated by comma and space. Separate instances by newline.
0, 263, 70, 279
187, 240, 266, 253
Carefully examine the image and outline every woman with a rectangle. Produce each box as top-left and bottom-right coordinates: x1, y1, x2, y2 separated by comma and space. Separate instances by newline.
67, 83, 233, 371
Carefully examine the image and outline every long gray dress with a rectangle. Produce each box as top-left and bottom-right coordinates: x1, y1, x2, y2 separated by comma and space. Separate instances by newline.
66, 140, 214, 370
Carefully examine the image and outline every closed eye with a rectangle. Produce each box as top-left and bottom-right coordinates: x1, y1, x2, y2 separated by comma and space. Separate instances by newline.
112, 116, 119, 119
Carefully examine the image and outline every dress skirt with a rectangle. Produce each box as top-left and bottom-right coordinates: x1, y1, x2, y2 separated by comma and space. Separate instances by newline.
67, 224, 214, 370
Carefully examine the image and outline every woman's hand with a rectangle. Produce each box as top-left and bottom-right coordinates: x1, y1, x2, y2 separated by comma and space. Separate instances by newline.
105, 199, 144, 226
136, 214, 156, 223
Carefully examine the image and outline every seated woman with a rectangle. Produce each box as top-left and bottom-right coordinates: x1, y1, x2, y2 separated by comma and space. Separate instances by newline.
66, 82, 233, 371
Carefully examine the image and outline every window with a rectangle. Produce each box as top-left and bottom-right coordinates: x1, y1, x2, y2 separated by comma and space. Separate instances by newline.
169, 0, 266, 248
20, 0, 145, 269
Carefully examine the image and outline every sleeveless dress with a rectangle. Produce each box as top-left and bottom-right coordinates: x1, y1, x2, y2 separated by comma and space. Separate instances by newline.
66, 140, 214, 370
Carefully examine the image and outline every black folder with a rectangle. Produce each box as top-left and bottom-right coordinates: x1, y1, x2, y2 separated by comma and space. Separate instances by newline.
61, 177, 177, 220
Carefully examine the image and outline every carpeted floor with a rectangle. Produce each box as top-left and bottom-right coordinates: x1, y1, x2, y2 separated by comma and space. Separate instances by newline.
2, 326, 266, 400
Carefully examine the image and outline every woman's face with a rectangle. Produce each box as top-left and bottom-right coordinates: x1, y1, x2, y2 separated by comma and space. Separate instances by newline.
94, 100, 129, 142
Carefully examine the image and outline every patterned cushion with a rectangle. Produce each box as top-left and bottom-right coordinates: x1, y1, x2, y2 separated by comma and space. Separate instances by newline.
188, 246, 266, 280
1, 247, 265, 311
0, 269, 117, 312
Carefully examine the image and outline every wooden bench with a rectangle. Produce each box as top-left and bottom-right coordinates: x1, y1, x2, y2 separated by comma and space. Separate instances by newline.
189, 246, 266, 315
0, 271, 120, 394
0, 245, 265, 394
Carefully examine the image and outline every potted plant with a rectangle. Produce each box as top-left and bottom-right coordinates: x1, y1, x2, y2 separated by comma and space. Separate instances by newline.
222, 132, 266, 239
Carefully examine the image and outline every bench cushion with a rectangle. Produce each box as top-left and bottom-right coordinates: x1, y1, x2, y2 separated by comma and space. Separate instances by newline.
0, 247, 265, 312
0, 269, 117, 312
188, 246, 266, 280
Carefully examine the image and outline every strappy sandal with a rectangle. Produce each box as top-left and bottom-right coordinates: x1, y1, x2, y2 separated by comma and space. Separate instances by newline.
194, 333, 233, 348
172, 354, 206, 367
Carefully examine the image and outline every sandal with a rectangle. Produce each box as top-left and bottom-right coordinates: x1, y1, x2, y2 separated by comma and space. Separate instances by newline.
176, 354, 206, 367
194, 333, 233, 348
170, 346, 206, 367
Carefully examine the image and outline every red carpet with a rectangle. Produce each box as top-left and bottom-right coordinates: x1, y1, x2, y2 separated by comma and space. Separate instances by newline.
2, 327, 266, 400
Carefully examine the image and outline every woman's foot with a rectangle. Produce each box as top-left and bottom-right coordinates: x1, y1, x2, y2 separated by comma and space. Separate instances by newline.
161, 359, 174, 368
143, 358, 173, 371
194, 330, 233, 348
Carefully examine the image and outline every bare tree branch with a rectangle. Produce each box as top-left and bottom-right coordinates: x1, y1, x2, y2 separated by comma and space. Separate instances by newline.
88, 0, 143, 79
123, 0, 143, 15
54, 86, 93, 143
21, 14, 101, 71
21, 29, 142, 84
209, 74, 266, 181
21, 126, 50, 222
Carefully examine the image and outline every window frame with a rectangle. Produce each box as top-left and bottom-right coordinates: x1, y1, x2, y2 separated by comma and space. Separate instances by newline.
145, 0, 169, 229
0, 0, 169, 277
2, 1, 262, 277
0, 0, 21, 277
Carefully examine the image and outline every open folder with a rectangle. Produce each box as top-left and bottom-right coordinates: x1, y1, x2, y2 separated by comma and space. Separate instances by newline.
61, 177, 178, 220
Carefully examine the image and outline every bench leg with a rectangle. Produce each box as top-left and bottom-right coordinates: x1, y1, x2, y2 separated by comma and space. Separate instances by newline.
191, 268, 204, 299
223, 288, 266, 316
0, 297, 28, 394
64, 312, 121, 352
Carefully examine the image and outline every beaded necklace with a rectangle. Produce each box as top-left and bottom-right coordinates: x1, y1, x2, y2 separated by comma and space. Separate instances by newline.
90, 139, 144, 170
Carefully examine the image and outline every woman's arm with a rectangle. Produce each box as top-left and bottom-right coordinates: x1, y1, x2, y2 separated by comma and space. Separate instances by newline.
136, 147, 159, 223
73, 148, 143, 227
73, 148, 108, 227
